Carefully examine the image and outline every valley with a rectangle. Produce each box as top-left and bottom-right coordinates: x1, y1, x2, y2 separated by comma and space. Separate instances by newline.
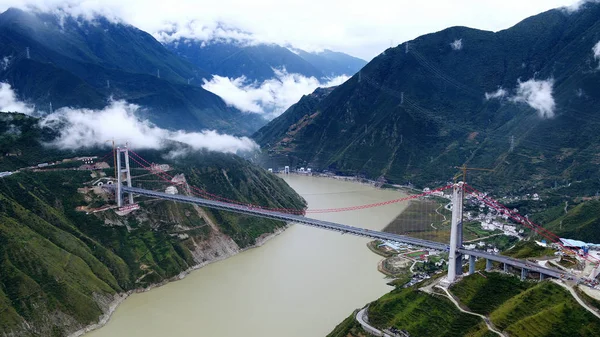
2, 1, 600, 336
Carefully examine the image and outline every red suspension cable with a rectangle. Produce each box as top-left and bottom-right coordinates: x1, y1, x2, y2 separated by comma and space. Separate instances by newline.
126, 149, 453, 214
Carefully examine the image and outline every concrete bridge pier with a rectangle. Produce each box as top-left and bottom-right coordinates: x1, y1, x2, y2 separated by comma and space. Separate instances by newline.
485, 259, 493, 272
503, 263, 508, 273
540, 273, 546, 281
521, 268, 528, 280
469, 255, 476, 275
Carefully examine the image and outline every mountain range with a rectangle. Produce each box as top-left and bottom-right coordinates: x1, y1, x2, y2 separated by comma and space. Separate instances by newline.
165, 40, 366, 82
0, 8, 365, 135
254, 2, 600, 194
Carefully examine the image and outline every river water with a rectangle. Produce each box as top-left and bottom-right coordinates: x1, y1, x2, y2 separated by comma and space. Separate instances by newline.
88, 175, 408, 337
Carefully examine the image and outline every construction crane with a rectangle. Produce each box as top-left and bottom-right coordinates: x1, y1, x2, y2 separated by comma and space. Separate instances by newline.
453, 164, 494, 183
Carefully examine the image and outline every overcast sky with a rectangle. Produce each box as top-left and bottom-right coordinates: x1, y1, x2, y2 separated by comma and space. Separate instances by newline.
0, 0, 583, 60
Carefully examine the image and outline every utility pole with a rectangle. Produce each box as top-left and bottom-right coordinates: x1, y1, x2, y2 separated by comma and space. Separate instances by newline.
358, 70, 362, 83
26, 47, 30, 59
509, 135, 515, 153
49, 102, 53, 114
405, 42, 409, 54
157, 69, 160, 79
400, 92, 404, 105
107, 80, 110, 89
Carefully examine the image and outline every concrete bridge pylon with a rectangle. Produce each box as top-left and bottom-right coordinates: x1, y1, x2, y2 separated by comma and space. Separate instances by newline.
115, 147, 133, 207
447, 182, 464, 283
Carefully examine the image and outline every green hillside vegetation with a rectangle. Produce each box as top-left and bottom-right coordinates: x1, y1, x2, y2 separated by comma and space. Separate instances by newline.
450, 272, 534, 315
329, 271, 600, 337
451, 273, 600, 336
545, 200, 600, 242
503, 241, 556, 259
0, 163, 304, 336
366, 286, 493, 337
0, 112, 68, 171
489, 282, 600, 336
0, 111, 305, 336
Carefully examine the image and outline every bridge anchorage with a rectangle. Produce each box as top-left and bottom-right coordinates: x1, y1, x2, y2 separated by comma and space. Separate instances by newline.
107, 148, 586, 285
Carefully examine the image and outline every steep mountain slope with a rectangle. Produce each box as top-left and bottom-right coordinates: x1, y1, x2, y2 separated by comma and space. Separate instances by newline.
0, 8, 207, 83
545, 200, 600, 242
254, 3, 600, 190
0, 111, 305, 336
0, 8, 265, 134
165, 40, 366, 82
253, 86, 334, 147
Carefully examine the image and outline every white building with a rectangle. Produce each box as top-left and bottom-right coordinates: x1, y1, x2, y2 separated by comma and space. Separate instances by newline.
165, 186, 178, 195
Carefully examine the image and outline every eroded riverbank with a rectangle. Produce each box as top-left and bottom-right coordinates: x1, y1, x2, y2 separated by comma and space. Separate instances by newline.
86, 175, 409, 337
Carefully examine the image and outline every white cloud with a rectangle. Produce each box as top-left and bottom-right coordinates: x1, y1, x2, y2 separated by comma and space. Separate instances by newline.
156, 21, 257, 45
0, 82, 35, 114
450, 39, 463, 50
1, 56, 11, 70
39, 100, 258, 153
484, 88, 507, 100
593, 40, 600, 68
0, 82, 256, 153
511, 79, 556, 118
201, 68, 348, 118
563, 0, 600, 12
0, 0, 579, 59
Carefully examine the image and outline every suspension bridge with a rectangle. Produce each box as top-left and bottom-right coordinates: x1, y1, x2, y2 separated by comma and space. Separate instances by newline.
105, 147, 597, 284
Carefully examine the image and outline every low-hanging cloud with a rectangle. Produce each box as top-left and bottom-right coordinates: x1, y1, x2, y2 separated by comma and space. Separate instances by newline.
450, 39, 463, 51
563, 0, 600, 12
511, 79, 556, 118
485, 79, 556, 118
202, 68, 348, 119
593, 40, 600, 68
0, 83, 257, 153
484, 88, 507, 100
157, 21, 257, 46
1, 0, 582, 60
40, 100, 258, 152
0, 82, 35, 114
1, 57, 11, 70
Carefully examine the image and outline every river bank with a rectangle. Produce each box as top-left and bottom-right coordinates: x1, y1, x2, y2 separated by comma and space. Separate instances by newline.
72, 225, 290, 337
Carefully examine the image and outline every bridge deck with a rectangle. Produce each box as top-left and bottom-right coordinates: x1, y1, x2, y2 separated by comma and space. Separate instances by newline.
121, 186, 574, 281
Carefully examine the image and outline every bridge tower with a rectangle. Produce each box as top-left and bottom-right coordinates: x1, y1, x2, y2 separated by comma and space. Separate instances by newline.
447, 182, 464, 283
115, 147, 134, 207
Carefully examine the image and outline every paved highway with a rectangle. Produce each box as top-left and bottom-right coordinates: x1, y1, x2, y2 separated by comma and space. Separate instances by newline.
120, 186, 575, 281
